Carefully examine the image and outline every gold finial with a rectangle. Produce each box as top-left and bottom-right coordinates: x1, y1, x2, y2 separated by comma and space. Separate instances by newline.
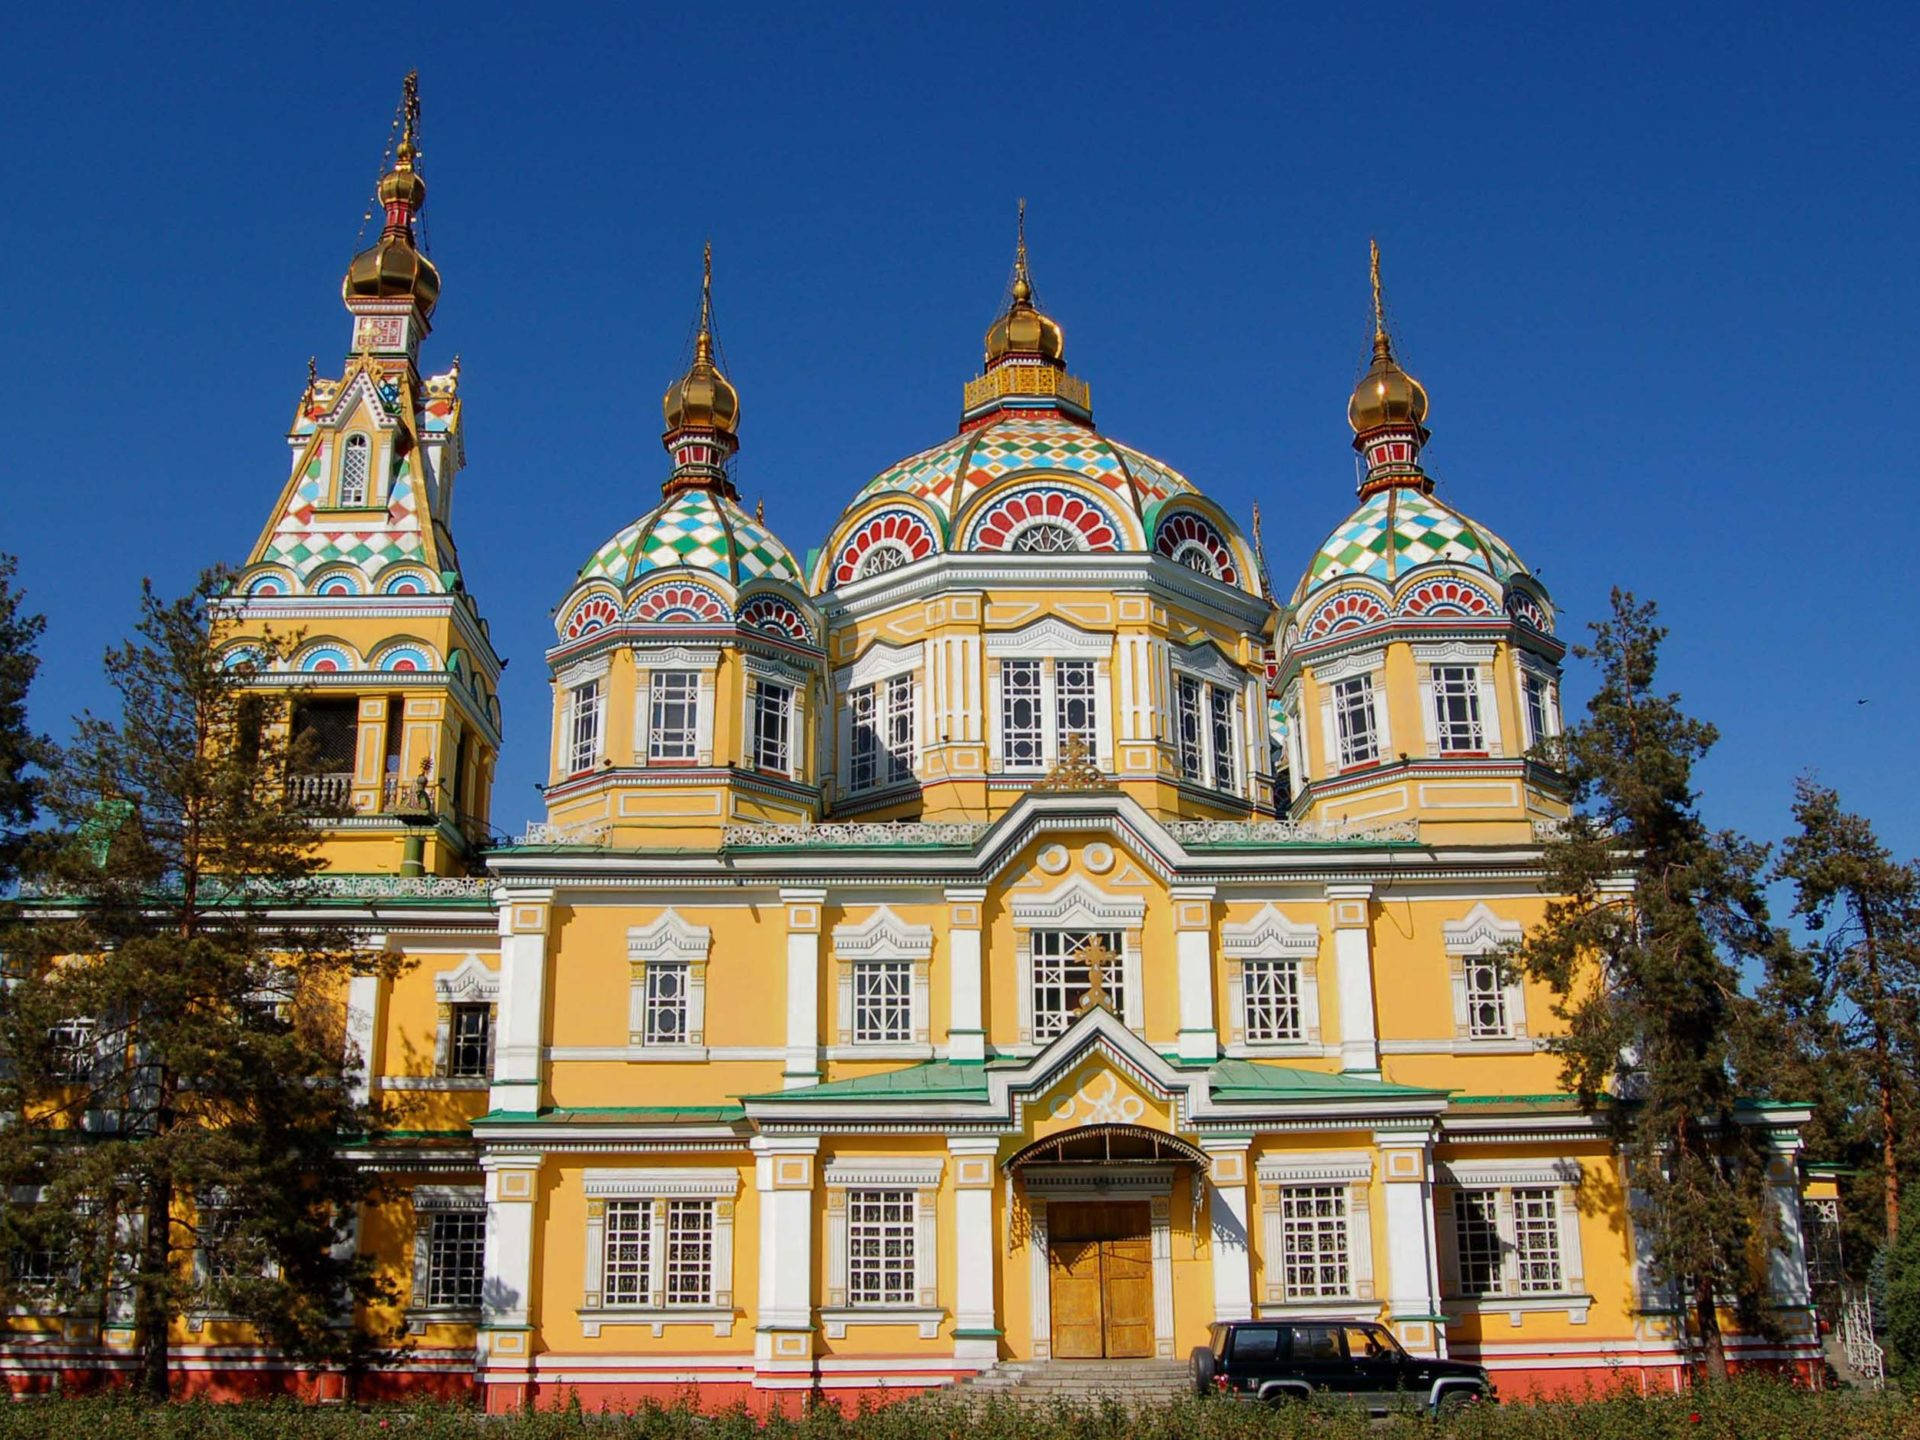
755, 497, 765, 523
1012, 198, 1032, 304
1073, 938, 1115, 1016
305, 354, 317, 392
396, 70, 421, 169
1370, 236, 1390, 354
695, 239, 715, 363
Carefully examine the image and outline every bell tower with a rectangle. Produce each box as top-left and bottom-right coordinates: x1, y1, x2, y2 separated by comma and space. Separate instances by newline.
225, 73, 505, 876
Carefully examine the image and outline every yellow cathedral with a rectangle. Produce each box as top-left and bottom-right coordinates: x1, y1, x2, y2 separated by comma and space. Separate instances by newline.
33, 82, 1835, 1407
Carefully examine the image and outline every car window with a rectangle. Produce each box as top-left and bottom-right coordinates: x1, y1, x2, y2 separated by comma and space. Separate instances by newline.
1210, 1324, 1228, 1359
1231, 1326, 1282, 1363
1290, 1324, 1340, 1362
1341, 1324, 1394, 1361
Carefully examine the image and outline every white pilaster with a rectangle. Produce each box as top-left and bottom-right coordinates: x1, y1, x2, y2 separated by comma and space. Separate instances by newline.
947, 888, 988, 1063
949, 1136, 1002, 1364
478, 1149, 542, 1392
344, 971, 382, 1108
490, 888, 553, 1113
1326, 883, 1379, 1073
1201, 1140, 1254, 1322
1376, 1128, 1445, 1357
1173, 884, 1219, 1060
781, 888, 826, 1087
1766, 1140, 1813, 1311
752, 1135, 820, 1375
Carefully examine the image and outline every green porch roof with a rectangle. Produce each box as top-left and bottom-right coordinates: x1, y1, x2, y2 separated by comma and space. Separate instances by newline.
475, 1105, 745, 1126
742, 1062, 992, 1104
1206, 1058, 1444, 1100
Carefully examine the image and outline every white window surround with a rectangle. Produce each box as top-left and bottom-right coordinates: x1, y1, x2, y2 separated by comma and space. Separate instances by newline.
579, 1168, 738, 1337
627, 910, 711, 1057
1221, 905, 1322, 1052
556, 656, 611, 777
1412, 640, 1502, 758
1312, 648, 1390, 777
431, 958, 499, 1085
1256, 1154, 1374, 1308
1010, 876, 1146, 1042
832, 907, 934, 1056
985, 619, 1114, 773
822, 1158, 943, 1337
837, 643, 923, 792
1170, 642, 1248, 797
407, 1184, 485, 1331
742, 655, 809, 781
1444, 904, 1528, 1043
630, 645, 721, 768
1436, 1159, 1588, 1322
1513, 652, 1563, 748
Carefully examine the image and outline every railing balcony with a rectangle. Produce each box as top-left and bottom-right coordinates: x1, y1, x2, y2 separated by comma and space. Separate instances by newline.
286, 771, 353, 811
381, 774, 447, 820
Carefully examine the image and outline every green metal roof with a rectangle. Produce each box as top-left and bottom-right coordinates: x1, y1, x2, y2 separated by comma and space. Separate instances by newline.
1207, 1058, 1444, 1100
743, 1062, 990, 1104
476, 1105, 744, 1126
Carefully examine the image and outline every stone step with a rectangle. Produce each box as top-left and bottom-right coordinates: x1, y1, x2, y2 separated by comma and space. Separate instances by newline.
957, 1359, 1194, 1404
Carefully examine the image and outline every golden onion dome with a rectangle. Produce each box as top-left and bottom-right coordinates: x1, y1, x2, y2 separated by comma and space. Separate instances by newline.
984, 201, 1065, 366
662, 245, 740, 437
343, 100, 439, 318
1347, 334, 1429, 434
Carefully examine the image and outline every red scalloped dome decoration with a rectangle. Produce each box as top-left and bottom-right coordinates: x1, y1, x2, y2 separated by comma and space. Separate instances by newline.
969, 487, 1119, 552
563, 595, 621, 639
1401, 577, 1496, 619
1506, 590, 1552, 633
833, 509, 939, 586
739, 593, 812, 643
1304, 591, 1389, 641
631, 583, 730, 625
1154, 511, 1238, 585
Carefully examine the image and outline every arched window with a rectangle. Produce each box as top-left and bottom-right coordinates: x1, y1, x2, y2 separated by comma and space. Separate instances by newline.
339, 434, 371, 506
1010, 522, 1079, 554
856, 545, 909, 579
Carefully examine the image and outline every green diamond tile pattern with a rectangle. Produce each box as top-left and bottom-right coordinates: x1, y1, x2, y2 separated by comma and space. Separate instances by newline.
579, 488, 801, 590
1293, 486, 1527, 603
260, 459, 425, 585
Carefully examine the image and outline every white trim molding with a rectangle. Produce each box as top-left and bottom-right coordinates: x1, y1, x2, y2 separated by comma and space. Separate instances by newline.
1221, 904, 1323, 1051
1257, 1153, 1375, 1307
578, 1168, 739, 1338
627, 910, 712, 1052
822, 1158, 943, 1336
1011, 876, 1148, 1040
832, 906, 934, 1052
1443, 903, 1529, 1044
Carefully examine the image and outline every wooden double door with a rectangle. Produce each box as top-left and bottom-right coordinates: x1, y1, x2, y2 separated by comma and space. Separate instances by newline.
1048, 1201, 1154, 1359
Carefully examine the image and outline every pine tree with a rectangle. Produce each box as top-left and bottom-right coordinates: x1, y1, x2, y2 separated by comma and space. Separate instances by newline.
0, 569, 404, 1397
1772, 779, 1920, 1247
0, 554, 48, 886
1519, 590, 1782, 1383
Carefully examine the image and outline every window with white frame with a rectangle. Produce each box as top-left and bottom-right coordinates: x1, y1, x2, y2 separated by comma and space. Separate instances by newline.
601, 1200, 651, 1305
446, 1003, 492, 1078
567, 678, 603, 775
822, 1159, 940, 1329
1240, 958, 1304, 1044
1223, 905, 1321, 1051
339, 434, 371, 506
423, 1211, 485, 1309
749, 677, 794, 774
1520, 667, 1559, 749
1055, 660, 1097, 756
845, 1189, 916, 1306
1430, 664, 1485, 753
1278, 1185, 1351, 1299
1209, 686, 1238, 790
1171, 659, 1244, 795
628, 911, 710, 1052
1511, 1187, 1564, 1292
9, 1232, 67, 1290
851, 961, 912, 1044
648, 671, 701, 761
1445, 904, 1527, 1044
1331, 675, 1380, 768
1452, 1190, 1502, 1297
581, 1169, 737, 1328
663, 1200, 715, 1306
1030, 929, 1125, 1042
832, 907, 933, 1053
47, 1019, 95, 1084
1439, 1165, 1583, 1303
849, 674, 914, 790
1000, 659, 1045, 770
642, 963, 689, 1045
1463, 956, 1511, 1038
989, 623, 1112, 775
1258, 1158, 1373, 1306
1803, 1198, 1842, 1292
1176, 676, 1204, 781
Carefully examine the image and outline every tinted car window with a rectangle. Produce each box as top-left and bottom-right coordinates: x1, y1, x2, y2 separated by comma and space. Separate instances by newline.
1210, 1324, 1228, 1358
1291, 1324, 1340, 1362
1231, 1325, 1282, 1363
1342, 1324, 1394, 1361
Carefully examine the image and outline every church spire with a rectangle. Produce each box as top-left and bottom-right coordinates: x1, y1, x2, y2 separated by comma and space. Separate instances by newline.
661, 241, 742, 498
1347, 239, 1431, 496
343, 73, 441, 356
964, 202, 1091, 425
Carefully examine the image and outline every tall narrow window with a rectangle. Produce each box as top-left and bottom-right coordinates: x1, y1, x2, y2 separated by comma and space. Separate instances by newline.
1332, 675, 1379, 768
882, 675, 915, 784
1055, 660, 1096, 756
1240, 958, 1302, 1044
423, 1211, 486, 1309
648, 671, 700, 762
446, 1004, 492, 1078
1176, 676, 1204, 781
1278, 1185, 1351, 1299
1030, 930, 1125, 1042
1463, 957, 1510, 1038
848, 683, 880, 791
602, 1200, 651, 1306
1000, 660, 1044, 771
846, 1189, 916, 1307
852, 960, 912, 1044
1452, 1191, 1502, 1296
642, 962, 689, 1045
749, 680, 794, 774
1430, 665, 1485, 752
1511, 1188, 1564, 1293
567, 679, 603, 775
339, 434, 371, 506
1522, 671, 1552, 748
1209, 686, 1238, 791
47, 1019, 95, 1084
664, 1201, 715, 1305
850, 677, 915, 790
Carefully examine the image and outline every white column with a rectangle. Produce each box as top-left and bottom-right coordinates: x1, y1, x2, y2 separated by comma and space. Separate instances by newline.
1173, 884, 1219, 1060
1326, 883, 1379, 1073
781, 888, 826, 1087
490, 887, 553, 1113
1376, 1128, 1445, 1357
1201, 1140, 1253, 1322
344, 971, 382, 1108
1766, 1140, 1813, 1311
753, 1135, 819, 1377
947, 888, 988, 1063
949, 1136, 1002, 1364
478, 1150, 542, 1403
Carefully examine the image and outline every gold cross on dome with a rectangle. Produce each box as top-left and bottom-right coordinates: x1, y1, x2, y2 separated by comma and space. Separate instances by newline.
1075, 937, 1116, 1016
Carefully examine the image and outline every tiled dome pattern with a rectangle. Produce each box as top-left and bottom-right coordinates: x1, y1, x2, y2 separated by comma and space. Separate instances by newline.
1293, 485, 1527, 603
581, 489, 801, 589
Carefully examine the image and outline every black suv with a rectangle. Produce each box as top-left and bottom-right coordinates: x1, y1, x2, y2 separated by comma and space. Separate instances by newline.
1192, 1319, 1494, 1416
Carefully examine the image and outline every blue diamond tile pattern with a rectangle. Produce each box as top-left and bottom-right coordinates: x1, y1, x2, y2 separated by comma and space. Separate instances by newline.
580, 488, 802, 589
1293, 485, 1527, 603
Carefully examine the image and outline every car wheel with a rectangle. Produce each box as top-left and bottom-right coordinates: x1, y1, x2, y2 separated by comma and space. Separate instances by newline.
1188, 1344, 1216, 1395
1435, 1389, 1482, 1418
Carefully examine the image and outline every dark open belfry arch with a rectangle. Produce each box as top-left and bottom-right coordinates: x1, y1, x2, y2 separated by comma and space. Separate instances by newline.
1004, 1123, 1209, 1171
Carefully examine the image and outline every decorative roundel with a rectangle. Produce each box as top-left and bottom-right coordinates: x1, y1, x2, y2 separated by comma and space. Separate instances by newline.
1400, 576, 1497, 619
630, 582, 730, 625
312, 571, 362, 597
382, 569, 433, 596
968, 486, 1119, 554
221, 645, 263, 672
738, 593, 813, 644
1303, 590, 1389, 641
833, 508, 938, 586
376, 645, 432, 673
1154, 511, 1239, 585
298, 644, 354, 674
563, 595, 621, 639
245, 575, 287, 597
1506, 589, 1553, 633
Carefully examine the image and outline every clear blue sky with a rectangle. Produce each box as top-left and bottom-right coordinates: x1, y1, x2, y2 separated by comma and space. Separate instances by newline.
2, 2, 1914, 862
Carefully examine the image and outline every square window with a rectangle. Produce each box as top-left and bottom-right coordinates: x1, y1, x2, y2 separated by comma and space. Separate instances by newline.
1030, 930, 1125, 1042
1241, 958, 1302, 1044
852, 961, 912, 1045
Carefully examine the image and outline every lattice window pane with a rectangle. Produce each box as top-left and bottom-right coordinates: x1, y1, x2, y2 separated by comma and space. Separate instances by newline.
1452, 1190, 1502, 1296
846, 1188, 917, 1307
1176, 676, 1204, 781
1030, 930, 1125, 1042
1279, 1185, 1350, 1299
1241, 958, 1302, 1043
853, 961, 913, 1044
568, 679, 603, 774
649, 671, 700, 761
643, 962, 690, 1046
848, 683, 879, 791
1431, 665, 1484, 752
1055, 660, 1096, 756
1209, 686, 1237, 790
750, 680, 793, 773
883, 675, 915, 784
1464, 958, 1510, 1038
1512, 1187, 1563, 1293
1001, 660, 1043, 770
340, 434, 371, 506
1333, 675, 1379, 767
447, 1003, 492, 1078
664, 1200, 714, 1306
425, 1211, 486, 1308
602, 1200, 651, 1306
47, 1018, 95, 1084
1522, 672, 1550, 747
